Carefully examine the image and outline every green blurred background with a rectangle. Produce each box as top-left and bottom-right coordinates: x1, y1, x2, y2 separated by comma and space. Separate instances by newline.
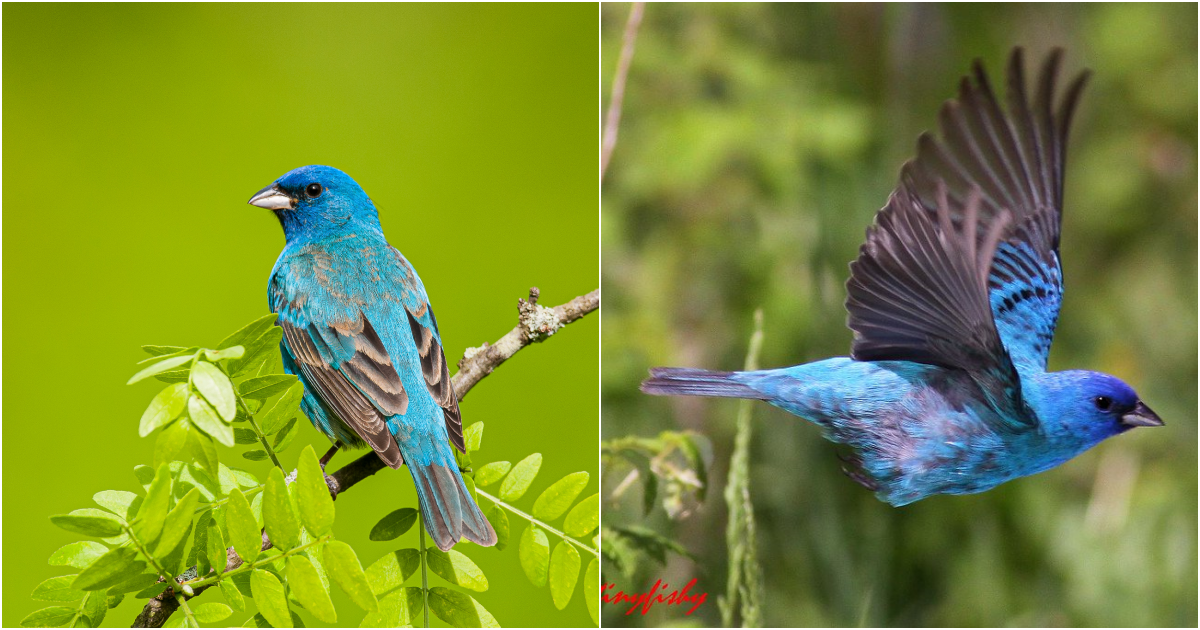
602, 3, 1196, 627
5, 4, 596, 627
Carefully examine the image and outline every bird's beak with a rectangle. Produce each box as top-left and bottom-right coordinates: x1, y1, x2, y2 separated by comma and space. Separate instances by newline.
1121, 401, 1164, 428
248, 184, 294, 210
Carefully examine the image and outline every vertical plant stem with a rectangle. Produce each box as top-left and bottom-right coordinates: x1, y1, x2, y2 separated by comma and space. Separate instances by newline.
721, 309, 766, 627
419, 513, 430, 628
601, 1, 645, 180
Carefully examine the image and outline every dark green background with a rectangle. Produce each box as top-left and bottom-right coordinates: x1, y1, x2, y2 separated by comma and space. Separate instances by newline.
5, 4, 596, 627
602, 3, 1196, 627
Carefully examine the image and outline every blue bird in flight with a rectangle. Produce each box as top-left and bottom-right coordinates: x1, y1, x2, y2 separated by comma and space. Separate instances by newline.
249, 165, 496, 549
641, 49, 1163, 506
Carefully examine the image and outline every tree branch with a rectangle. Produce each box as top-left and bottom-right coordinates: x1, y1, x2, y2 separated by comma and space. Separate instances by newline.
133, 286, 598, 627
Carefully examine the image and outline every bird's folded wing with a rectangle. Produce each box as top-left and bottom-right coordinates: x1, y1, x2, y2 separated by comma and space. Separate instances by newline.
846, 182, 1030, 428
400, 291, 465, 454
278, 311, 407, 469
900, 48, 1089, 370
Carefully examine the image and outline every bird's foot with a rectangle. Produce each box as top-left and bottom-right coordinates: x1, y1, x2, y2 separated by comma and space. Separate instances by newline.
320, 442, 341, 471
837, 452, 879, 491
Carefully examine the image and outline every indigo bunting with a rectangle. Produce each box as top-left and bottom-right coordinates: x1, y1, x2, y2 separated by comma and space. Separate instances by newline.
249, 165, 496, 549
641, 49, 1164, 506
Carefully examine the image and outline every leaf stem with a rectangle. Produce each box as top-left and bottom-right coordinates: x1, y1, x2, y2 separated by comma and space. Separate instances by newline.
123, 524, 175, 585
419, 513, 430, 628
476, 489, 598, 557
175, 594, 197, 628
238, 394, 284, 469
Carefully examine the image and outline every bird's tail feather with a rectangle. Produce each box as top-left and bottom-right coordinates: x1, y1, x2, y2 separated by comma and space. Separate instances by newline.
403, 446, 497, 551
640, 367, 767, 400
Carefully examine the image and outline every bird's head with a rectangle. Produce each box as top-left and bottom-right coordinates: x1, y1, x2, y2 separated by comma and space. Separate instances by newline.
248, 165, 382, 242
1032, 370, 1163, 445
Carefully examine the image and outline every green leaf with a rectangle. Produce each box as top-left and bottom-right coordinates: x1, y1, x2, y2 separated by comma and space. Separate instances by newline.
82, 591, 108, 627
192, 361, 237, 421
93, 490, 142, 522
272, 418, 300, 452
427, 587, 499, 628
192, 602, 233, 624
31, 576, 84, 602
251, 569, 293, 628
134, 464, 173, 544
72, 547, 145, 591
295, 445, 335, 537
219, 313, 279, 350
242, 450, 270, 462
427, 549, 488, 592
109, 572, 161, 594
323, 540, 378, 612
220, 577, 246, 612
365, 549, 420, 596
19, 606, 77, 628
499, 453, 542, 501
359, 587, 416, 628
464, 422, 483, 452
153, 368, 191, 384
474, 462, 511, 488
139, 383, 189, 437
518, 524, 550, 586
563, 492, 599, 537
143, 344, 188, 357
189, 395, 234, 447
548, 540, 581, 609
107, 592, 126, 609
287, 555, 337, 624
238, 374, 299, 401
178, 463, 220, 503
234, 428, 259, 445
205, 345, 245, 362
532, 471, 590, 521
584, 558, 599, 624
483, 502, 510, 551
153, 416, 191, 469
128, 354, 194, 385
154, 488, 200, 557
264, 467, 300, 550
258, 382, 304, 436
48, 542, 108, 569
49, 514, 122, 538
206, 519, 227, 576
187, 429, 219, 479
229, 326, 284, 377
368, 508, 418, 542
226, 488, 260, 564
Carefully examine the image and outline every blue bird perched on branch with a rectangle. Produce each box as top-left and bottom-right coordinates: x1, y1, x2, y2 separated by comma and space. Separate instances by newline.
249, 165, 496, 550
641, 48, 1164, 506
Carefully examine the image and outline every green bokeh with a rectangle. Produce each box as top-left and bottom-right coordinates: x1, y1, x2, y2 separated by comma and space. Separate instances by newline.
5, 4, 597, 627
602, 3, 1196, 627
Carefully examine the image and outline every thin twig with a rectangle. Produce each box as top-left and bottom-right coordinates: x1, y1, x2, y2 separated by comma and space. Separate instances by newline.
133, 286, 599, 628
601, 2, 645, 181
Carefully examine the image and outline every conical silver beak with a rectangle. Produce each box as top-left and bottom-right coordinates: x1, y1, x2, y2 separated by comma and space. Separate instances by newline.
248, 184, 294, 210
1121, 401, 1164, 428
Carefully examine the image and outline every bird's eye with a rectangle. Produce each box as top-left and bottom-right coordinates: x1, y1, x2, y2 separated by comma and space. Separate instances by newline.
1094, 396, 1113, 412
305, 183, 323, 198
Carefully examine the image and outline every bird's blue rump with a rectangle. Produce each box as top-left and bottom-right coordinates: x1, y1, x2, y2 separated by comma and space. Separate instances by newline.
250, 164, 496, 550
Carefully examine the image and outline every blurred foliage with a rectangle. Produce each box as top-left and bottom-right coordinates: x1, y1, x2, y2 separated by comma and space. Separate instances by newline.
601, 3, 1196, 627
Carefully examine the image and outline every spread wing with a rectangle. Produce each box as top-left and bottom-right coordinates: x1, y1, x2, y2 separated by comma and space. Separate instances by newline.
900, 48, 1089, 370
278, 308, 407, 468
846, 182, 1027, 424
